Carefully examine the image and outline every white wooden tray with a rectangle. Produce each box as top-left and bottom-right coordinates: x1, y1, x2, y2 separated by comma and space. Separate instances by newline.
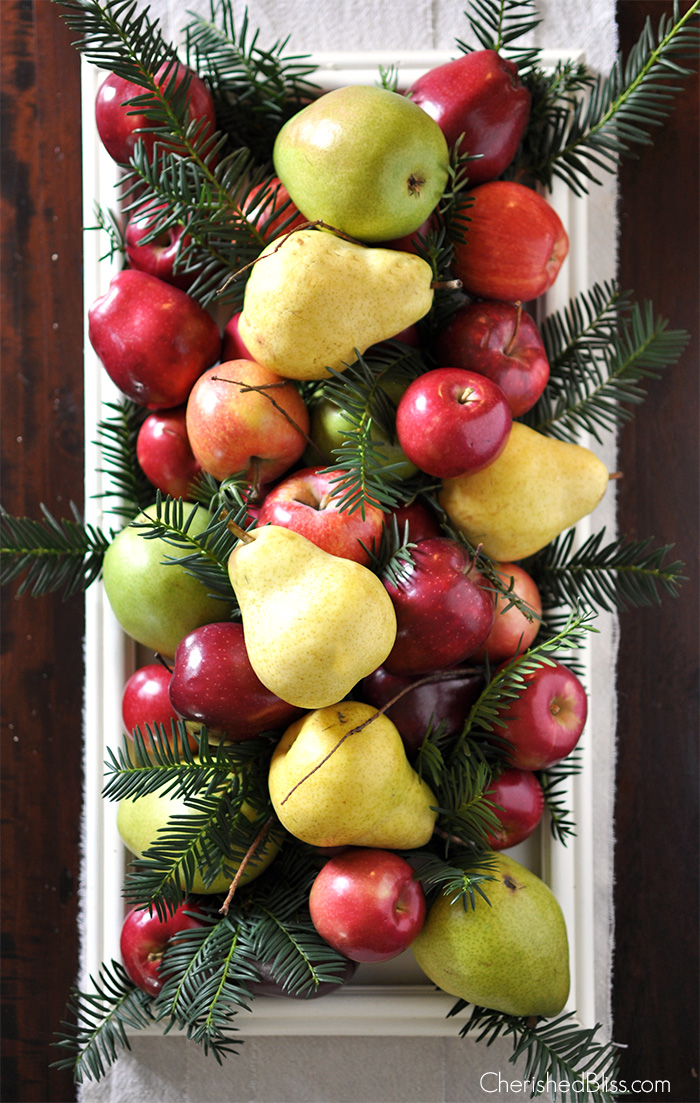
81, 49, 601, 1037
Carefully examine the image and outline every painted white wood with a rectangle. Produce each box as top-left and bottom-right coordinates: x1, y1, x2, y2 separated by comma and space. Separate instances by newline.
81, 49, 601, 1037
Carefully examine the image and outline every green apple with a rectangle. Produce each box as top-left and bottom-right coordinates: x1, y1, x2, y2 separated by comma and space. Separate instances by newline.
102, 502, 225, 657
117, 780, 281, 895
273, 85, 450, 243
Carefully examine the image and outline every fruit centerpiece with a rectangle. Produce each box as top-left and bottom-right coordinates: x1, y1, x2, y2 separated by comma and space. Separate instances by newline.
1, 0, 697, 1097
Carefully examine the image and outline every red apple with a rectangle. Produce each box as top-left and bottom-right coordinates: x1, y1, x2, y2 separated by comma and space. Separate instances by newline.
485, 767, 545, 850
169, 622, 303, 740
309, 848, 426, 963
495, 659, 588, 770
407, 50, 531, 184
256, 466, 386, 565
389, 498, 443, 543
95, 62, 216, 165
125, 204, 199, 290
185, 359, 309, 486
122, 662, 177, 731
88, 269, 222, 409
361, 664, 485, 757
434, 300, 550, 417
120, 901, 205, 997
136, 406, 203, 499
222, 312, 254, 362
472, 562, 542, 664
451, 181, 569, 302
382, 537, 494, 676
241, 176, 307, 242
395, 367, 512, 477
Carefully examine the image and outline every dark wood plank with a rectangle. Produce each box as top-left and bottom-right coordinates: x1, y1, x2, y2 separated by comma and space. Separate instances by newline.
0, 3, 84, 1100
613, 3, 699, 1101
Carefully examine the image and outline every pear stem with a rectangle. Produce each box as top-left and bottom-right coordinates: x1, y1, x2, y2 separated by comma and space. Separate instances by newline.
431, 278, 463, 291
218, 814, 277, 915
226, 517, 255, 543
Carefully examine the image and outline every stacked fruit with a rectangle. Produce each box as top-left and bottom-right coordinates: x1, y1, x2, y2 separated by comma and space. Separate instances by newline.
91, 52, 602, 1015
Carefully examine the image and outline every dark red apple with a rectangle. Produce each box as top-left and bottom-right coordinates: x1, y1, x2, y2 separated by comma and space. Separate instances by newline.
136, 405, 203, 499
361, 664, 485, 757
472, 562, 542, 664
485, 767, 545, 850
88, 270, 222, 409
407, 50, 531, 184
122, 663, 198, 754
255, 466, 386, 565
395, 367, 512, 477
125, 204, 199, 290
309, 848, 426, 963
495, 659, 588, 770
434, 300, 550, 417
120, 901, 205, 997
95, 62, 216, 165
451, 181, 569, 302
382, 537, 494, 676
389, 497, 443, 543
168, 621, 303, 740
185, 359, 309, 486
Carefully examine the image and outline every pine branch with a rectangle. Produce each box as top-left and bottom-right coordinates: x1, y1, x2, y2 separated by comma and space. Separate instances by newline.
247, 909, 355, 997
57, 0, 176, 81
458, 0, 542, 71
538, 751, 583, 845
410, 848, 499, 910
533, 527, 687, 613
93, 398, 153, 519
0, 502, 110, 600
458, 1006, 623, 1103
52, 960, 154, 1084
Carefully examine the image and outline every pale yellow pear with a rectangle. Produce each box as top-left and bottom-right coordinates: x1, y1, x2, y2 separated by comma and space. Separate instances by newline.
411, 851, 570, 1017
237, 229, 434, 380
268, 701, 437, 849
227, 525, 397, 709
439, 421, 610, 562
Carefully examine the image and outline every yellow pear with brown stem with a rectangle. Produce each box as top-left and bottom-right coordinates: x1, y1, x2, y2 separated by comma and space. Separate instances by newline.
268, 701, 437, 849
238, 228, 434, 380
411, 851, 570, 1017
227, 525, 397, 709
438, 421, 610, 562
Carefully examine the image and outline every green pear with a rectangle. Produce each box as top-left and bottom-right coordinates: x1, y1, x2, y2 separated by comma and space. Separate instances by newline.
237, 229, 434, 380
102, 502, 224, 657
268, 701, 437, 849
117, 781, 281, 895
273, 84, 450, 243
227, 525, 397, 709
411, 851, 570, 1017
438, 421, 610, 562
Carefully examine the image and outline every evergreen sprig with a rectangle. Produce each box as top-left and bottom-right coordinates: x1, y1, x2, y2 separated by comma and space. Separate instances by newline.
534, 526, 687, 613
0, 502, 110, 600
538, 751, 583, 845
52, 960, 154, 1084
93, 398, 153, 519
410, 849, 499, 910
58, 0, 176, 81
459, 0, 542, 72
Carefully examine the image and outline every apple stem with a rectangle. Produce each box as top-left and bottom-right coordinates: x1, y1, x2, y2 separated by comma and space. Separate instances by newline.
458, 386, 476, 405
219, 814, 276, 915
503, 301, 523, 357
154, 653, 174, 674
463, 543, 484, 578
431, 278, 463, 291
211, 374, 324, 458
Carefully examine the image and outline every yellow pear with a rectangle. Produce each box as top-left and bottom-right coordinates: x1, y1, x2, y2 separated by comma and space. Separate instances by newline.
227, 525, 397, 709
268, 701, 437, 849
237, 229, 434, 380
439, 421, 610, 562
411, 851, 570, 1017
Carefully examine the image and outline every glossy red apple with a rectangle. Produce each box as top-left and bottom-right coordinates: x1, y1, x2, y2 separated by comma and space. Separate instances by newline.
121, 662, 190, 751
395, 367, 512, 477
222, 312, 254, 362
120, 901, 205, 997
485, 767, 545, 850
472, 562, 542, 664
451, 181, 569, 302
241, 176, 307, 241
136, 406, 203, 499
309, 848, 426, 963
95, 62, 216, 165
256, 466, 386, 565
434, 300, 550, 417
169, 621, 303, 740
382, 537, 494, 676
389, 497, 443, 543
495, 659, 588, 770
361, 664, 485, 757
125, 204, 199, 290
88, 270, 222, 409
185, 359, 309, 486
407, 50, 531, 183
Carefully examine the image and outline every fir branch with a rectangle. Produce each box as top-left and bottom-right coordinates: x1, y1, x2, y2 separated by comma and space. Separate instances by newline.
52, 960, 154, 1084
458, 1006, 623, 1103
93, 398, 153, 519
432, 755, 505, 852
0, 502, 110, 600
57, 0, 176, 81
534, 527, 687, 614
411, 848, 499, 910
247, 910, 354, 997
458, 0, 542, 71
538, 752, 583, 845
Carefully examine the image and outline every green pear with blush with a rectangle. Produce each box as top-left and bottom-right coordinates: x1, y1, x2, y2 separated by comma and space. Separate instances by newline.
268, 701, 437, 849
237, 229, 434, 380
411, 851, 570, 1017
